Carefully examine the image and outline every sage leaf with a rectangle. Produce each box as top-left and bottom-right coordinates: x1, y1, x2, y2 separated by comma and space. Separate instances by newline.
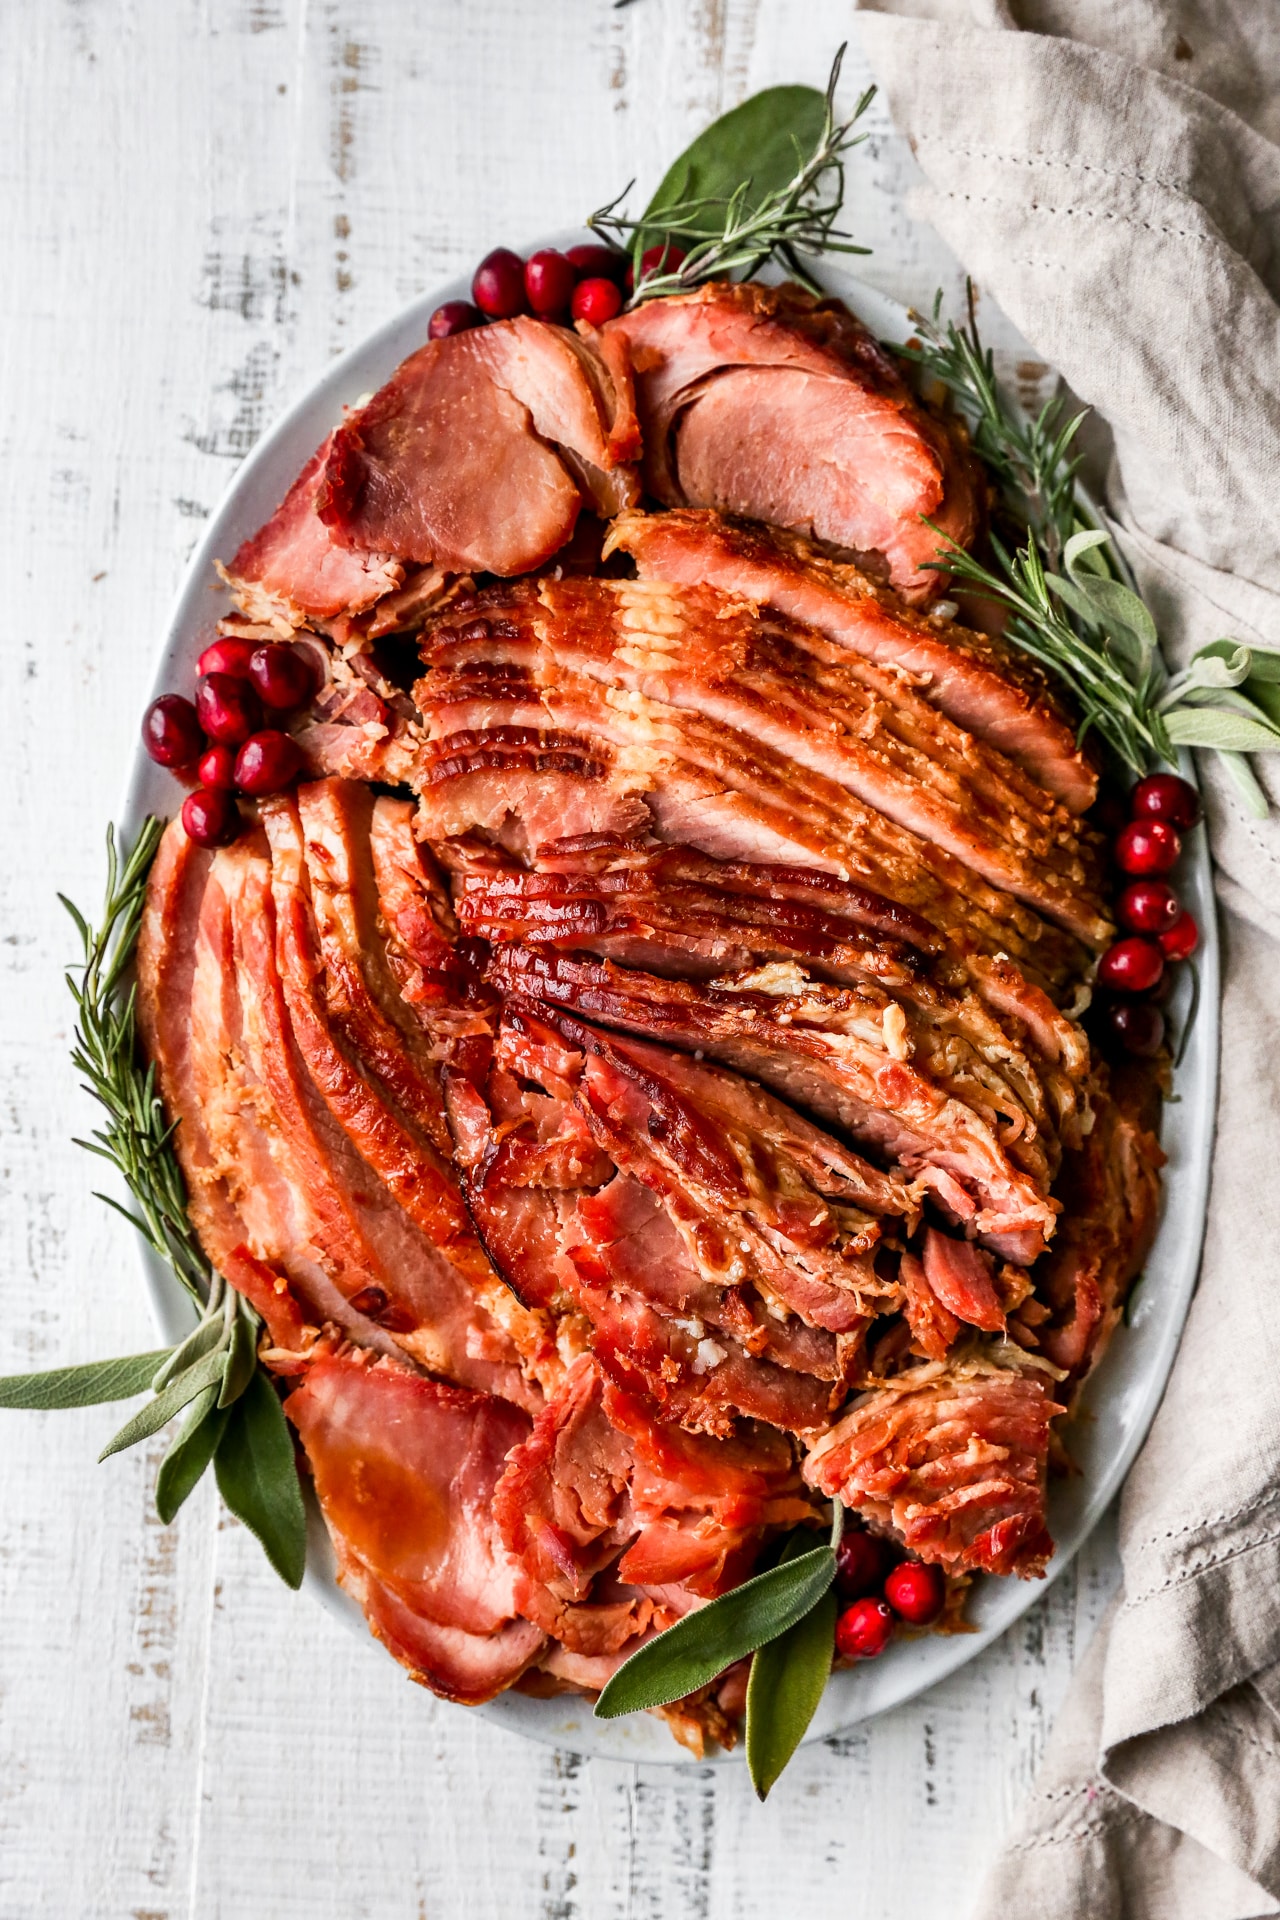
1062, 528, 1110, 570
594, 1543, 836, 1718
644, 84, 827, 240
1052, 566, 1158, 660
152, 1313, 225, 1391
1195, 636, 1280, 682
1164, 706, 1280, 752
98, 1345, 228, 1462
1216, 749, 1271, 818
1159, 647, 1255, 708
154, 1384, 228, 1524
0, 1350, 170, 1411
745, 1586, 838, 1800
217, 1303, 258, 1409
214, 1368, 306, 1589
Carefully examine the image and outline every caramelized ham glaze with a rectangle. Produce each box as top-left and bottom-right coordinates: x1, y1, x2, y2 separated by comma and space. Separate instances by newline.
605, 281, 980, 598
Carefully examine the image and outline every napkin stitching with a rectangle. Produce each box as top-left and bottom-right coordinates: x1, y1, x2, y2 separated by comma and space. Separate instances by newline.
915, 137, 1191, 199
927, 189, 1212, 245
1127, 1516, 1280, 1603
1134, 1482, 1280, 1549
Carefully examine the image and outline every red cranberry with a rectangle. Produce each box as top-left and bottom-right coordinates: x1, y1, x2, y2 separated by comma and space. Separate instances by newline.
248, 644, 316, 712
428, 300, 484, 340
181, 787, 240, 848
1117, 879, 1181, 935
1131, 772, 1201, 831
834, 1529, 887, 1601
571, 276, 624, 326
1108, 999, 1165, 1057
234, 729, 303, 796
197, 636, 257, 679
627, 242, 688, 290
1115, 819, 1181, 876
472, 248, 528, 319
835, 1597, 894, 1661
884, 1559, 946, 1626
142, 694, 204, 769
1159, 910, 1200, 961
1098, 936, 1164, 994
524, 249, 577, 319
197, 744, 238, 790
566, 243, 626, 282
196, 672, 262, 746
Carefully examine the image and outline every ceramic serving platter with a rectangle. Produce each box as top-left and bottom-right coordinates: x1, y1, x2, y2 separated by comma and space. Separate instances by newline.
122, 235, 1219, 1763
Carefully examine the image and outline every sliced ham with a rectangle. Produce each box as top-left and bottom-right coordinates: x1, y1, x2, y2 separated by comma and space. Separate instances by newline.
219, 434, 403, 631
803, 1353, 1063, 1577
286, 1353, 545, 1702
315, 318, 640, 575
609, 507, 1097, 813
605, 281, 980, 598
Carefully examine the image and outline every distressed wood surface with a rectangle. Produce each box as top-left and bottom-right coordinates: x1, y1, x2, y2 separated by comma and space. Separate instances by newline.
0, 2, 1118, 1914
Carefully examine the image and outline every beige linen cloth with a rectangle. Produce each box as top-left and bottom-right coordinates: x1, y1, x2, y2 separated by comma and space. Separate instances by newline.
852, 3, 1280, 1914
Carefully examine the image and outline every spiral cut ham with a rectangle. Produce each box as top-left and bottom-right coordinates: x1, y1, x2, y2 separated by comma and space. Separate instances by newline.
604, 281, 981, 600
151, 265, 1170, 1732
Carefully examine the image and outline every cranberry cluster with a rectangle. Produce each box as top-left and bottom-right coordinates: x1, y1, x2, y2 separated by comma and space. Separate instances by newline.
1097, 772, 1202, 1057
428, 242, 688, 341
831, 1526, 946, 1662
141, 637, 317, 847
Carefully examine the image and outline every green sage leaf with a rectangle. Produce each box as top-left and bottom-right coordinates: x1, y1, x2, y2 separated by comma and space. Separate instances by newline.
154, 1384, 229, 1524
644, 85, 828, 241
594, 1543, 836, 1718
745, 1586, 838, 1799
1216, 749, 1271, 818
214, 1368, 306, 1589
98, 1345, 228, 1462
1195, 636, 1280, 683
152, 1312, 225, 1391
1062, 528, 1110, 570
1164, 706, 1280, 752
0, 1350, 172, 1411
217, 1303, 258, 1409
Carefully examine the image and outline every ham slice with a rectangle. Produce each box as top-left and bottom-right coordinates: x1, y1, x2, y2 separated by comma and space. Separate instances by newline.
610, 507, 1097, 813
219, 434, 403, 631
315, 318, 641, 574
286, 1353, 545, 1702
605, 281, 980, 598
803, 1353, 1063, 1577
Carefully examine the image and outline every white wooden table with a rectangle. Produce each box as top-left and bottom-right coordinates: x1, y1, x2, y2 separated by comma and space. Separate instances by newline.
0, 3, 1120, 1913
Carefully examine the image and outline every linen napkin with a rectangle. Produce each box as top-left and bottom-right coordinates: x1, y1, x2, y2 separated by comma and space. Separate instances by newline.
851, 3, 1280, 1914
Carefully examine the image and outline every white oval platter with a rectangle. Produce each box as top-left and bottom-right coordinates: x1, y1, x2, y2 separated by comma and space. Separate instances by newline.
122, 234, 1219, 1764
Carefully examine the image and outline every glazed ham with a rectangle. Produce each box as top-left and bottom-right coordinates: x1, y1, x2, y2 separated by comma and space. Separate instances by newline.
286, 1354, 545, 1702
803, 1354, 1063, 1577
605, 281, 981, 598
610, 508, 1097, 813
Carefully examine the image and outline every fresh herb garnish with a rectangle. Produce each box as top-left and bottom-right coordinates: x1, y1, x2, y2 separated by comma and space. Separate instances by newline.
0, 821, 306, 1586
903, 288, 1280, 811
589, 48, 874, 300
596, 1503, 843, 1792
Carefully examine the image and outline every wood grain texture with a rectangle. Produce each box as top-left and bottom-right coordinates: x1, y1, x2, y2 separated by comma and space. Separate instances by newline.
0, 1, 1112, 1914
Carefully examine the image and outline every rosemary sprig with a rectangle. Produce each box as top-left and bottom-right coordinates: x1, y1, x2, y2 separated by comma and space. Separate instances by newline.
903, 287, 1280, 806
589, 48, 875, 301
0, 821, 306, 1586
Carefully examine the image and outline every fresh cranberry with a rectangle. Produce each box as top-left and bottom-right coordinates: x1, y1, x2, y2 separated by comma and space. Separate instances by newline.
234, 729, 303, 796
197, 744, 238, 790
249, 643, 316, 712
1098, 936, 1164, 994
1159, 910, 1200, 962
524, 249, 577, 319
884, 1559, 946, 1626
1117, 880, 1181, 935
1108, 999, 1166, 1058
835, 1597, 894, 1661
566, 243, 626, 282
428, 300, 484, 340
835, 1529, 887, 1601
196, 672, 262, 746
571, 276, 624, 326
197, 636, 257, 679
181, 787, 240, 848
627, 242, 688, 290
1115, 819, 1181, 876
142, 694, 204, 769
1131, 772, 1201, 831
472, 248, 528, 319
